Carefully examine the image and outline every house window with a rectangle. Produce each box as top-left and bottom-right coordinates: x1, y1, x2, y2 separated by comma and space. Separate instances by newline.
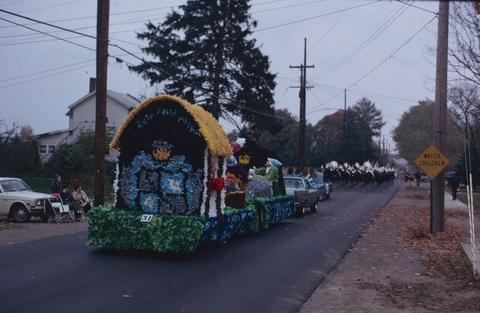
48, 145, 55, 153
40, 145, 47, 153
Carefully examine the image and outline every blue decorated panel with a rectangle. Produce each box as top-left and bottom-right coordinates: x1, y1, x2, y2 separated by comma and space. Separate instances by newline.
115, 99, 207, 215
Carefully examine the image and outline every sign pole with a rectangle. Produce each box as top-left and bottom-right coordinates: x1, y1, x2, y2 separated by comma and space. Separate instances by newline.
432, 1, 449, 233
414, 144, 450, 232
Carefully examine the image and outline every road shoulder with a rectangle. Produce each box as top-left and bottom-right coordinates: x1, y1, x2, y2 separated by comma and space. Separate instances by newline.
0, 219, 87, 246
299, 184, 480, 313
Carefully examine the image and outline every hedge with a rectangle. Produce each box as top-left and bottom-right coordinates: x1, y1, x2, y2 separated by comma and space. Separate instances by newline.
87, 206, 204, 253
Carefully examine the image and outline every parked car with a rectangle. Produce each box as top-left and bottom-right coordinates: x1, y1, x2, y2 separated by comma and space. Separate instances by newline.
284, 176, 322, 215
0, 177, 63, 222
307, 173, 332, 200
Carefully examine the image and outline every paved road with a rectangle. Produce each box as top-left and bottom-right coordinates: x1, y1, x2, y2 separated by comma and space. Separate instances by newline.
0, 186, 398, 313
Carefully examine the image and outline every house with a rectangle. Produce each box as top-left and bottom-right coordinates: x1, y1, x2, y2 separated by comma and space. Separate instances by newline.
36, 78, 139, 164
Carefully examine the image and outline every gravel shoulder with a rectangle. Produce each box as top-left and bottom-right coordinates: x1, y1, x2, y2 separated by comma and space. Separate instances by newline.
299, 183, 480, 313
0, 218, 87, 246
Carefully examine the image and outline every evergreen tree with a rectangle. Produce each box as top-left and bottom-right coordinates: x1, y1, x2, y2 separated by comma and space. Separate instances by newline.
257, 109, 299, 166
352, 97, 385, 136
351, 98, 386, 161
130, 0, 276, 130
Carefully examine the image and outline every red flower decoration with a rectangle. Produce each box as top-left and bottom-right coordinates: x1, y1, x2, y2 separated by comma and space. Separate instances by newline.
231, 143, 241, 153
209, 177, 225, 191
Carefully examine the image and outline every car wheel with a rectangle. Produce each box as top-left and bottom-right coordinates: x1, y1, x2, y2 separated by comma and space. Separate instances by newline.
295, 206, 304, 217
12, 204, 30, 223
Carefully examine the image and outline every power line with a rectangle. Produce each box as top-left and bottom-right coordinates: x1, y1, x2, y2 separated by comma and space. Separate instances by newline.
311, 81, 418, 103
0, 8, 97, 40
255, 1, 379, 32
252, 0, 325, 14
307, 15, 437, 115
279, 76, 419, 104
0, 0, 321, 44
0, 16, 96, 52
19, 0, 89, 14
0, 29, 145, 48
0, 62, 94, 89
0, 50, 141, 88
310, 3, 348, 50
0, 3, 180, 30
394, 0, 437, 15
347, 15, 437, 87
317, 1, 410, 79
0, 0, 294, 31
311, 0, 387, 80
0, 59, 93, 83
1, 0, 25, 7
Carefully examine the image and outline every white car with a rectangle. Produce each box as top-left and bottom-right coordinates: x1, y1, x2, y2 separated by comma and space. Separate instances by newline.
0, 177, 63, 222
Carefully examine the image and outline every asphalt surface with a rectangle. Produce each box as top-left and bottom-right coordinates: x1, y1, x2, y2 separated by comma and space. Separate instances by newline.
0, 186, 398, 313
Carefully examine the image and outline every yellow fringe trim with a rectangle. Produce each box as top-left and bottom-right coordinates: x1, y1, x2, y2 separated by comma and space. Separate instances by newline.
110, 94, 232, 157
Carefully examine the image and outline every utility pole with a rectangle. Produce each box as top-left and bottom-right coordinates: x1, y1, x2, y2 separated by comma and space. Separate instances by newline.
343, 88, 347, 162
378, 130, 382, 162
94, 0, 110, 206
431, 1, 449, 233
290, 38, 314, 171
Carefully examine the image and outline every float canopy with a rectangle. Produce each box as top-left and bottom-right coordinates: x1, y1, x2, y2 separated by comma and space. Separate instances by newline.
111, 94, 232, 156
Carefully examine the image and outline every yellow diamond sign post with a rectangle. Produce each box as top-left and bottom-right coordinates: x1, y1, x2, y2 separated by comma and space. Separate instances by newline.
414, 145, 450, 179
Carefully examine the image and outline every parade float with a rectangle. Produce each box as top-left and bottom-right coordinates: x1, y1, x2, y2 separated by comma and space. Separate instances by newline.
87, 95, 294, 253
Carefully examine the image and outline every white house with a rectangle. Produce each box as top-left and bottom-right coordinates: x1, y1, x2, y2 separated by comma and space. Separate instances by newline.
36, 78, 139, 164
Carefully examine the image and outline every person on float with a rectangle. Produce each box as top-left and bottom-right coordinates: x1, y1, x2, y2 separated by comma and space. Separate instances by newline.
255, 158, 280, 196
225, 155, 248, 183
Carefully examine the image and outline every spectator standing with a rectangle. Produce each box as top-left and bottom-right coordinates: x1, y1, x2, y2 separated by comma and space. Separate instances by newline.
447, 172, 460, 200
51, 175, 62, 194
414, 171, 422, 187
287, 167, 294, 175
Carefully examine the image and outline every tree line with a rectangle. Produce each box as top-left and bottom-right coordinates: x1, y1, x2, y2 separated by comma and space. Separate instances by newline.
252, 97, 386, 167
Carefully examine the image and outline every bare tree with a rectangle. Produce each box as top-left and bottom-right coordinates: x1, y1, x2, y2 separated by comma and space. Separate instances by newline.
0, 119, 19, 145
448, 83, 480, 126
449, 2, 480, 86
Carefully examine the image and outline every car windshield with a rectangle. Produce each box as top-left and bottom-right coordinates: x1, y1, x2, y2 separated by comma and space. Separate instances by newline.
0, 179, 31, 192
284, 178, 303, 189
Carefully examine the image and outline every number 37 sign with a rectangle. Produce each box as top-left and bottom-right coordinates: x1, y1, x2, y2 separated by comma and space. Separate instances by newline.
140, 214, 153, 223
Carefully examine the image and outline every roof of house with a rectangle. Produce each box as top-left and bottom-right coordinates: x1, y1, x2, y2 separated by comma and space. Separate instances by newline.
65, 90, 140, 116
35, 129, 70, 138
110, 94, 233, 157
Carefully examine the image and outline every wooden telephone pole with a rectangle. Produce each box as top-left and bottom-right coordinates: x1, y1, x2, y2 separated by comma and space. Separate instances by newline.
431, 1, 449, 233
94, 0, 110, 206
343, 88, 347, 161
290, 38, 314, 171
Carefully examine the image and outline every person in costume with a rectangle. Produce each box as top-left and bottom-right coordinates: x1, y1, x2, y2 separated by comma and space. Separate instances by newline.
226, 155, 248, 183
255, 158, 280, 196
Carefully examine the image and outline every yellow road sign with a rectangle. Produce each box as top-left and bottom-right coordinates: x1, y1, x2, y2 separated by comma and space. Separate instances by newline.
414, 144, 450, 179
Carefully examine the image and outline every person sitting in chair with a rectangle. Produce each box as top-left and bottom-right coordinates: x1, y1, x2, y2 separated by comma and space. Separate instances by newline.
72, 185, 92, 216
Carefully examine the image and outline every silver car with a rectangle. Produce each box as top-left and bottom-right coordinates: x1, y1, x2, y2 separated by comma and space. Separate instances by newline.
284, 176, 322, 215
0, 177, 61, 222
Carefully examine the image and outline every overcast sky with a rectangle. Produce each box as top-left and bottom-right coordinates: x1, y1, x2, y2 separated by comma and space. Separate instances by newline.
0, 0, 440, 150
